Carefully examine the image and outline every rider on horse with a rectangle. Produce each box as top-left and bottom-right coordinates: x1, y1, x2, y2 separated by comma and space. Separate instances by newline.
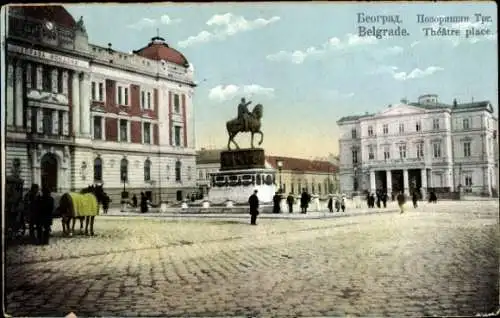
238, 98, 252, 132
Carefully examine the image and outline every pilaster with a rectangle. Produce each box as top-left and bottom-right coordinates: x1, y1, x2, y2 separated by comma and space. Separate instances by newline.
63, 112, 69, 135
36, 65, 43, 90
421, 168, 427, 199
79, 72, 91, 137
36, 108, 43, 133
386, 170, 392, 194
6, 59, 14, 127
72, 72, 80, 136
403, 168, 409, 195
14, 61, 24, 127
369, 170, 376, 193
51, 68, 59, 93
52, 110, 59, 134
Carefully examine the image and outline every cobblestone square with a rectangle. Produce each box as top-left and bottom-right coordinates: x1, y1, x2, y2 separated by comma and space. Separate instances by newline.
5, 200, 499, 317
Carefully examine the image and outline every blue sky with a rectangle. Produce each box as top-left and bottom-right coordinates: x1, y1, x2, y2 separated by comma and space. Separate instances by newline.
66, 2, 498, 158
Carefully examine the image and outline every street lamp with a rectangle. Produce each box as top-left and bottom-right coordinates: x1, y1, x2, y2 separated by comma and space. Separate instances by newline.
353, 166, 358, 192
276, 159, 284, 193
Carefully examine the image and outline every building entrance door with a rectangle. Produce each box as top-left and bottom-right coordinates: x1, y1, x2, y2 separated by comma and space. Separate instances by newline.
41, 153, 58, 192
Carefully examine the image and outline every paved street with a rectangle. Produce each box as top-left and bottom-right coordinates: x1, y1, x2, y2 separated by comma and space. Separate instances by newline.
6, 200, 499, 317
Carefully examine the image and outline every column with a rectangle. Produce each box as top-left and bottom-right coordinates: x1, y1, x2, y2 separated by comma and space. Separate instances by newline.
370, 170, 376, 193
6, 60, 14, 127
15, 61, 24, 128
79, 73, 91, 137
127, 121, 131, 142
72, 72, 80, 136
386, 170, 392, 194
403, 169, 409, 195
36, 108, 44, 133
101, 117, 105, 140
484, 166, 492, 196
62, 70, 69, 95
51, 68, 59, 93
36, 65, 43, 90
52, 110, 59, 134
62, 112, 69, 135
421, 168, 427, 198
26, 63, 32, 89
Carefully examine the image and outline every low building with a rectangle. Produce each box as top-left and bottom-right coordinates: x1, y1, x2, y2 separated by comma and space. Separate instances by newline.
196, 149, 339, 197
4, 5, 197, 205
337, 94, 498, 197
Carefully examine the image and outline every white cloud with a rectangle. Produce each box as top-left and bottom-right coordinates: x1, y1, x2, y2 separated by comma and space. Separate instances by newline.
266, 33, 378, 64
127, 15, 181, 30
369, 65, 443, 81
208, 84, 275, 102
178, 13, 280, 48
372, 46, 404, 59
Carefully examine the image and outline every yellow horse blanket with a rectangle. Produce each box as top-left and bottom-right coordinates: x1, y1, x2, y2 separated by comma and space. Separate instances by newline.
69, 193, 99, 217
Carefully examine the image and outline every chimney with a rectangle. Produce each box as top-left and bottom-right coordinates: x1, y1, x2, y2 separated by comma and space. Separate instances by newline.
453, 98, 457, 107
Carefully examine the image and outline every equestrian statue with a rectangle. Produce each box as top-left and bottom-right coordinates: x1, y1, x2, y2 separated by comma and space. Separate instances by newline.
226, 97, 264, 150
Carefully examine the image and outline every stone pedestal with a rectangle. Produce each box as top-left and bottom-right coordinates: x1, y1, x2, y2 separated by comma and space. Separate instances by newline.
208, 148, 276, 205
160, 202, 168, 213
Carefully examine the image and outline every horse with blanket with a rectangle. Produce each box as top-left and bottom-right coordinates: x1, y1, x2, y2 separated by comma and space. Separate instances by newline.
58, 185, 105, 236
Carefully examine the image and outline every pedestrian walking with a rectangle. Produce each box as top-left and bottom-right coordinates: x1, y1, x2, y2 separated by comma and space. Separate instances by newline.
412, 191, 419, 208
397, 191, 406, 214
273, 192, 282, 213
248, 189, 260, 225
341, 196, 346, 212
140, 192, 148, 213
382, 192, 387, 208
24, 184, 40, 243
300, 189, 310, 214
327, 196, 333, 213
334, 197, 341, 212
286, 193, 295, 213
102, 192, 111, 214
36, 187, 54, 245
131, 194, 138, 208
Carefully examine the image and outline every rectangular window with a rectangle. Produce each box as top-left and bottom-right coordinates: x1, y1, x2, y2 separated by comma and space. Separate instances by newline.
124, 87, 129, 106
143, 122, 151, 144
120, 119, 128, 142
351, 129, 357, 139
147, 92, 151, 109
416, 121, 421, 132
352, 150, 358, 164
43, 109, 52, 135
174, 126, 182, 146
433, 143, 441, 158
384, 146, 390, 160
91, 81, 96, 100
57, 71, 63, 93
141, 91, 145, 109
58, 111, 63, 135
117, 86, 123, 105
383, 124, 388, 135
98, 82, 104, 101
463, 141, 471, 157
399, 144, 406, 159
42, 69, 51, 91
433, 119, 440, 130
417, 143, 424, 158
368, 126, 373, 137
464, 174, 473, 187
463, 118, 470, 130
368, 145, 374, 160
399, 123, 404, 134
174, 94, 180, 113
93, 116, 102, 140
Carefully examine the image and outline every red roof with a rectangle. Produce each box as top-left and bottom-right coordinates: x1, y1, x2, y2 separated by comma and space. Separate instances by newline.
134, 36, 189, 67
15, 5, 76, 29
266, 155, 338, 173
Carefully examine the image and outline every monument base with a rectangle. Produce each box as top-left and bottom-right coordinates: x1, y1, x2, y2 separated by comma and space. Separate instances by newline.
208, 168, 277, 205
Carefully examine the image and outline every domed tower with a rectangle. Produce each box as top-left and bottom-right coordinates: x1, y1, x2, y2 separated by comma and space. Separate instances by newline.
417, 94, 439, 106
133, 36, 190, 67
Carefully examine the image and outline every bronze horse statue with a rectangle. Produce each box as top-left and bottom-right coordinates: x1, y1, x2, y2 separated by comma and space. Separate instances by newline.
226, 104, 264, 150
58, 184, 105, 236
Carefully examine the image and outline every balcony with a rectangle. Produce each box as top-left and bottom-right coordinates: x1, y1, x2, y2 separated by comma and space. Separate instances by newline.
8, 14, 76, 50
27, 132, 73, 144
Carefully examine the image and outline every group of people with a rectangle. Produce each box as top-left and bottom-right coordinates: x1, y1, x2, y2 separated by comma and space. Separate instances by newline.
129, 192, 150, 213
366, 191, 388, 208
22, 184, 54, 245
327, 195, 346, 213
271, 189, 314, 215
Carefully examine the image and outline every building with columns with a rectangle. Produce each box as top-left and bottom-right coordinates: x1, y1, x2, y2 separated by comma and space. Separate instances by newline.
337, 94, 498, 198
196, 149, 339, 198
5, 5, 197, 204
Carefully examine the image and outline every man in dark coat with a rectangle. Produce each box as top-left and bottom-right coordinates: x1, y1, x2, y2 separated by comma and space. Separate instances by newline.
327, 196, 333, 213
300, 189, 310, 214
24, 184, 40, 243
412, 191, 419, 208
382, 192, 387, 208
248, 190, 259, 225
102, 193, 111, 214
272, 192, 281, 213
140, 192, 148, 213
397, 191, 406, 214
36, 187, 54, 245
286, 193, 295, 213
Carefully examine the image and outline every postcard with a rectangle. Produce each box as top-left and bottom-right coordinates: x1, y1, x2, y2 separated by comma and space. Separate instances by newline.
2, 1, 498, 317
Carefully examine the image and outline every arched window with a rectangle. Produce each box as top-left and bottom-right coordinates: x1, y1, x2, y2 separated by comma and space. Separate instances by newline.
120, 158, 128, 182
175, 160, 182, 182
144, 159, 151, 181
94, 157, 103, 182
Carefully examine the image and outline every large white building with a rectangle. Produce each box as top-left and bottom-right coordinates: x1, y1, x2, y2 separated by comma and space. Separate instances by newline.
4, 6, 197, 204
337, 94, 498, 198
